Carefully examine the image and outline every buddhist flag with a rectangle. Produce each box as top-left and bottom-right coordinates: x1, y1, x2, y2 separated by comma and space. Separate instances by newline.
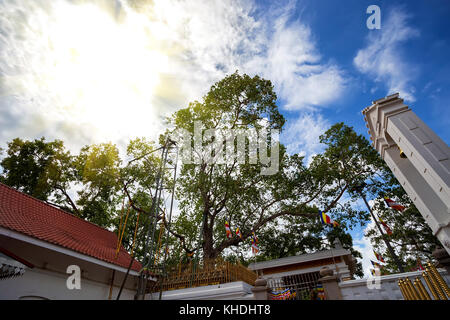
236, 227, 242, 239
373, 250, 385, 263
225, 221, 232, 239
316, 284, 325, 300
384, 197, 405, 212
416, 259, 424, 271
319, 210, 339, 227
371, 260, 382, 270
379, 217, 393, 235
251, 239, 260, 254
251, 231, 259, 244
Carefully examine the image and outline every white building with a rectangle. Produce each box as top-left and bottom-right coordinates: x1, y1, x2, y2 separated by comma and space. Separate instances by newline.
0, 182, 151, 300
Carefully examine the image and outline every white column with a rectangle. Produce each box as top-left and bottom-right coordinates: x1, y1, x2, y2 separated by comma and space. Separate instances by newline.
362, 94, 450, 254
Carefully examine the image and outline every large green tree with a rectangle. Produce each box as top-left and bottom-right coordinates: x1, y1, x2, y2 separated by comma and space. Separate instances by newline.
2, 72, 432, 278
0, 137, 78, 214
162, 72, 385, 267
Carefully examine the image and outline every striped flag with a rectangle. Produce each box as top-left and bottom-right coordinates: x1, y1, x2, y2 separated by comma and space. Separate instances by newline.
225, 221, 232, 239
371, 260, 382, 270
379, 217, 393, 235
251, 231, 259, 244
319, 210, 339, 227
269, 288, 291, 300
251, 240, 260, 254
236, 227, 242, 239
316, 284, 325, 300
416, 259, 424, 271
384, 197, 405, 212
373, 250, 385, 263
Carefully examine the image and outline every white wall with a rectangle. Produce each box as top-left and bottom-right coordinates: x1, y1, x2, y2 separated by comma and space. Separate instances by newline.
0, 235, 139, 300
339, 269, 449, 300
145, 281, 254, 300
0, 266, 136, 300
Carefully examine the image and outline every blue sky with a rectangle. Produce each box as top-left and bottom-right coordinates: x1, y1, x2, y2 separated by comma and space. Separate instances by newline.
0, 0, 449, 277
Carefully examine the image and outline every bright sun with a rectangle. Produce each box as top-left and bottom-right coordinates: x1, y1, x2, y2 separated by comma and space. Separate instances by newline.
17, 1, 170, 142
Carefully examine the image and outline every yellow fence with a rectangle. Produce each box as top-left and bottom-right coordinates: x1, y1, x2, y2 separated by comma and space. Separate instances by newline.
398, 262, 450, 300
149, 258, 257, 293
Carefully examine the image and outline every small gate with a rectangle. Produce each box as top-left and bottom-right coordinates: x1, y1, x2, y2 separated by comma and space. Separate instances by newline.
267, 271, 323, 300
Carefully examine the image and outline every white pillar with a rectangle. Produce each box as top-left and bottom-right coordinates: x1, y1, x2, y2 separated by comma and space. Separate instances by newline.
362, 93, 450, 254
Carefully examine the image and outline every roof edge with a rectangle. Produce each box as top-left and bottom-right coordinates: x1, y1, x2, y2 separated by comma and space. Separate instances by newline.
0, 226, 141, 276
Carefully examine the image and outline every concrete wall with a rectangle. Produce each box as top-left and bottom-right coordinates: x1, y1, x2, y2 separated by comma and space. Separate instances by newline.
0, 265, 137, 300
146, 281, 254, 300
339, 269, 449, 300
0, 234, 139, 300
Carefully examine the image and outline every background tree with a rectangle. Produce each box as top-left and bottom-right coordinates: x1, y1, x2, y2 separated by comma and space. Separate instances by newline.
0, 136, 165, 262
0, 137, 78, 214
365, 190, 440, 273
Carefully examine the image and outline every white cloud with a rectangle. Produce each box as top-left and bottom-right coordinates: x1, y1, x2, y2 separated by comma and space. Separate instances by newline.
0, 0, 347, 154
354, 7, 419, 102
353, 220, 377, 279
282, 112, 329, 163
244, 4, 347, 110
353, 200, 387, 279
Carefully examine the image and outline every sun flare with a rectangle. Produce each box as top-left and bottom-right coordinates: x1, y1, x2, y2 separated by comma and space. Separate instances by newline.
5, 0, 172, 143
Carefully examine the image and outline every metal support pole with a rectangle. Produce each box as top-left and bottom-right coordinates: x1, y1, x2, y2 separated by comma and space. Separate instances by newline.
158, 146, 179, 300
136, 139, 171, 300
359, 192, 405, 273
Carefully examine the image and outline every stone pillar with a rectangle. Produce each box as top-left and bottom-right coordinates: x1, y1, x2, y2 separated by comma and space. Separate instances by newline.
362, 93, 450, 254
319, 267, 343, 300
251, 277, 270, 300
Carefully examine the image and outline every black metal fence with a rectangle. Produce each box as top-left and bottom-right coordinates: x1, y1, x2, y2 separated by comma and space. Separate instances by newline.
267, 271, 322, 300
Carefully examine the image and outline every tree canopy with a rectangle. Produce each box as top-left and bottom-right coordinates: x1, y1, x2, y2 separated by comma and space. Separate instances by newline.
0, 71, 438, 277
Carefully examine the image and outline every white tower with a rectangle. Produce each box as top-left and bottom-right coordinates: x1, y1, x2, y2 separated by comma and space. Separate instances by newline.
362, 93, 450, 255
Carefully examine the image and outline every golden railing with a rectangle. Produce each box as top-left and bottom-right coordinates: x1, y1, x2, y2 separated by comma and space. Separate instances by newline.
148, 258, 257, 293
398, 262, 450, 300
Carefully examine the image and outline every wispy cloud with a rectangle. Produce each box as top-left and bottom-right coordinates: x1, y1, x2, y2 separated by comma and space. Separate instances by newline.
354, 7, 420, 102
0, 0, 347, 153
282, 112, 330, 163
353, 221, 377, 279
244, 3, 347, 110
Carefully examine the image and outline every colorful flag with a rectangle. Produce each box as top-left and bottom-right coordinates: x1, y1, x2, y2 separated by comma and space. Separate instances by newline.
251, 231, 259, 244
269, 288, 291, 300
319, 210, 339, 227
251, 240, 260, 254
379, 217, 393, 235
384, 196, 405, 212
370, 269, 377, 276
416, 259, 424, 271
225, 221, 232, 239
316, 284, 325, 300
236, 227, 242, 239
373, 250, 385, 263
371, 260, 382, 270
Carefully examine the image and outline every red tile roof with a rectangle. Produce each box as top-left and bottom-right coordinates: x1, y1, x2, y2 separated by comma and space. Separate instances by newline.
0, 183, 142, 272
